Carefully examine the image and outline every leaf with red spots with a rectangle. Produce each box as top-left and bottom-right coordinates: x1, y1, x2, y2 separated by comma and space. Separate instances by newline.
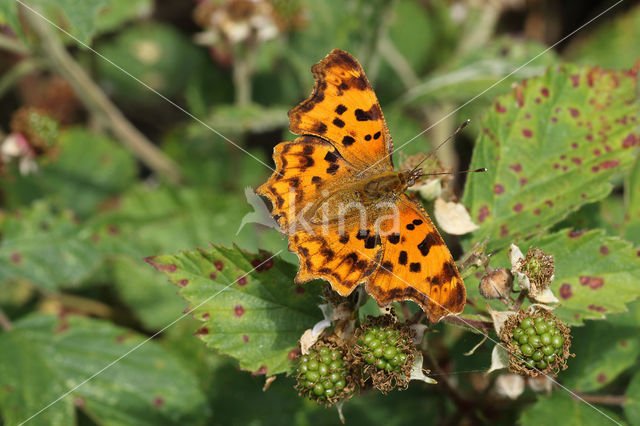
148, 245, 323, 375
463, 63, 639, 251
0, 314, 206, 426
0, 202, 104, 290
558, 299, 640, 392
464, 229, 640, 326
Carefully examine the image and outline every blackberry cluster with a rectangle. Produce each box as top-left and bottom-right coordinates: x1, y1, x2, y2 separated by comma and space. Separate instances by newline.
295, 344, 353, 405
358, 326, 409, 373
502, 310, 571, 377
353, 320, 416, 393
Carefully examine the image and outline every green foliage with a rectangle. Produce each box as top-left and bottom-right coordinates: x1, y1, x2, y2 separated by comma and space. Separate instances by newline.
148, 245, 323, 375
520, 392, 624, 426
0, 314, 206, 426
1, 128, 137, 218
559, 300, 640, 392
95, 22, 203, 103
0, 202, 103, 291
566, 4, 640, 69
463, 63, 639, 251
626, 372, 640, 425
1, 1, 639, 425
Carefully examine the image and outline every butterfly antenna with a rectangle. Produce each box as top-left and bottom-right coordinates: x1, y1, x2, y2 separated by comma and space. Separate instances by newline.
424, 168, 488, 177
409, 119, 471, 175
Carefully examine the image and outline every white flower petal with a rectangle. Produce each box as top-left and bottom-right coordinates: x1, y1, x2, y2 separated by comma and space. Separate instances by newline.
533, 287, 559, 304
495, 374, 525, 400
509, 244, 525, 269
434, 198, 480, 235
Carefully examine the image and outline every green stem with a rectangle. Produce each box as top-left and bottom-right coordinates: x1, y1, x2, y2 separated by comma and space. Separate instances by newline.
232, 43, 256, 106
0, 58, 45, 98
19, 2, 183, 184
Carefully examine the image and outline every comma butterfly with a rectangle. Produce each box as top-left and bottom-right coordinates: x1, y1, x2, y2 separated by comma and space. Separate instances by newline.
257, 49, 466, 323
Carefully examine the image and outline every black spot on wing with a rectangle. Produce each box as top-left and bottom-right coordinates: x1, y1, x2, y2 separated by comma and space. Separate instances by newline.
312, 122, 327, 135
355, 106, 380, 121
342, 136, 355, 146
335, 104, 347, 115
339, 234, 349, 244
406, 223, 415, 231
417, 232, 442, 256
398, 251, 408, 265
326, 163, 339, 174
409, 262, 421, 273
333, 117, 345, 128
324, 151, 338, 163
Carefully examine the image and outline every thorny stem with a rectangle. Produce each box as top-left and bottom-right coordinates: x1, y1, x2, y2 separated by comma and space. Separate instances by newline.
442, 315, 493, 331
0, 308, 13, 331
512, 291, 527, 311
20, 4, 183, 184
574, 394, 626, 406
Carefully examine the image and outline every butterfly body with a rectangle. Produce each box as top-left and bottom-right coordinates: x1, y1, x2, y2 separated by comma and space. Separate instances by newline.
257, 49, 466, 323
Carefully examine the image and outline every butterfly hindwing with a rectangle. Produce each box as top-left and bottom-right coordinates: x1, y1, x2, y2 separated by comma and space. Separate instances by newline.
366, 195, 466, 323
289, 49, 394, 171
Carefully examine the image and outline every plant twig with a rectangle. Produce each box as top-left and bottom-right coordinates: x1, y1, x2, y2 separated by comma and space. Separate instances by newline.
574, 394, 626, 406
0, 308, 14, 331
442, 315, 493, 331
20, 3, 183, 184
0, 32, 30, 56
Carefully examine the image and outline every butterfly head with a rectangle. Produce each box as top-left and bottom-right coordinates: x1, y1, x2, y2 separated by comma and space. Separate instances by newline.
399, 167, 426, 189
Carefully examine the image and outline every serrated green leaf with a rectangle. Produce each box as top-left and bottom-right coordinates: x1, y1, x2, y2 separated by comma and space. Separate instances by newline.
0, 314, 206, 426
1, 127, 137, 218
519, 392, 624, 426
463, 64, 640, 251
559, 300, 640, 392
0, 201, 103, 290
625, 371, 640, 425
147, 245, 323, 376
565, 4, 640, 69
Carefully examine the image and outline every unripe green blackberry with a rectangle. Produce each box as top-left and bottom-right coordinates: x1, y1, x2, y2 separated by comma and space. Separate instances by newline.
352, 316, 416, 394
294, 342, 354, 405
500, 308, 572, 377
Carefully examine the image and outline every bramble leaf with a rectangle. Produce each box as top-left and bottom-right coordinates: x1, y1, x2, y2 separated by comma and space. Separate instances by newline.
0, 202, 103, 290
559, 300, 640, 392
623, 155, 640, 245
147, 245, 323, 376
519, 392, 624, 426
462, 64, 639, 251
0, 314, 206, 426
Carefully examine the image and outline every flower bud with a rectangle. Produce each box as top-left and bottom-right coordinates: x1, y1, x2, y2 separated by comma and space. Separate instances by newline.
514, 247, 555, 297
479, 268, 513, 299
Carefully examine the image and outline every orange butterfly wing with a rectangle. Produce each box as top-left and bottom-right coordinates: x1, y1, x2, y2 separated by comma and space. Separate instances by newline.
257, 136, 383, 294
288, 49, 393, 171
367, 195, 466, 323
